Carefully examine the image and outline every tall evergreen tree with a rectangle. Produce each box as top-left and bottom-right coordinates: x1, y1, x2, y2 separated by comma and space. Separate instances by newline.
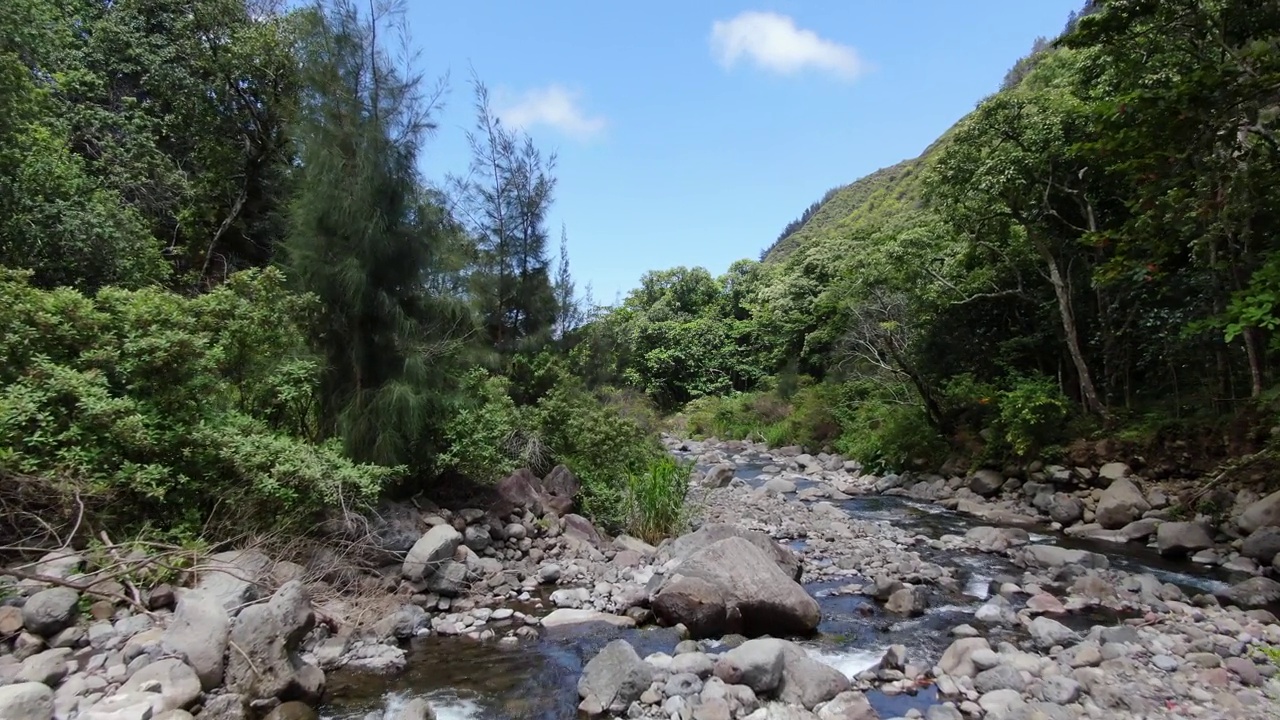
552, 225, 582, 342
284, 0, 469, 467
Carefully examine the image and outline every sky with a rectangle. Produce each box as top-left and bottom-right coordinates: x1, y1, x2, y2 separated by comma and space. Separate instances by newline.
402, 1, 1083, 303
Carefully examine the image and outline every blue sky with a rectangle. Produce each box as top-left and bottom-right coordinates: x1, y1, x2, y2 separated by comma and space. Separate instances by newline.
404, 1, 1083, 303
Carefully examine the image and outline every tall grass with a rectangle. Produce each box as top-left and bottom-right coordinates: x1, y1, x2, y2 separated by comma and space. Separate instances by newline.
624, 456, 696, 544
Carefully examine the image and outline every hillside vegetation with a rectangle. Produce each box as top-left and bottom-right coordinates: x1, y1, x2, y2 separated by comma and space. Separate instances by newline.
577, 0, 1280, 474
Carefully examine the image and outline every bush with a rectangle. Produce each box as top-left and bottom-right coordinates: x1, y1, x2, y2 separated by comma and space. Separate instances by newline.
624, 455, 694, 544
437, 370, 524, 482
993, 374, 1072, 457
0, 268, 394, 541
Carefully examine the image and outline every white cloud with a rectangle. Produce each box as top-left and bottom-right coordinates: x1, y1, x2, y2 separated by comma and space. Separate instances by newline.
496, 85, 606, 140
710, 11, 865, 80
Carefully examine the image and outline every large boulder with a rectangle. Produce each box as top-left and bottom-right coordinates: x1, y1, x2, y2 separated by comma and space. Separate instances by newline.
563, 514, 602, 547
938, 638, 990, 678
1028, 617, 1078, 649
196, 550, 272, 614
661, 537, 819, 636
1155, 522, 1213, 557
1019, 545, 1108, 570
775, 643, 850, 710
964, 527, 1029, 553
162, 589, 230, 690
120, 659, 202, 713
1239, 490, 1280, 534
662, 524, 802, 582
652, 575, 727, 639
1047, 495, 1085, 526
1242, 526, 1280, 564
1095, 478, 1151, 530
351, 501, 423, 565
816, 691, 877, 720
540, 609, 636, 629
541, 465, 581, 515
577, 640, 653, 715
713, 638, 786, 694
492, 468, 546, 518
1218, 577, 1280, 609
402, 525, 462, 581
225, 581, 324, 703
968, 470, 1005, 497
0, 682, 54, 720
21, 587, 79, 636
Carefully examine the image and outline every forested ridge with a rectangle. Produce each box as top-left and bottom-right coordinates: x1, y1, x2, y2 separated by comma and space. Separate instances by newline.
577, 0, 1280, 475
2, 0, 1278, 554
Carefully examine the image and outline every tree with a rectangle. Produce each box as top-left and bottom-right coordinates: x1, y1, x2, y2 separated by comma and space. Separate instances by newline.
551, 225, 583, 342
284, 0, 468, 466
451, 77, 558, 355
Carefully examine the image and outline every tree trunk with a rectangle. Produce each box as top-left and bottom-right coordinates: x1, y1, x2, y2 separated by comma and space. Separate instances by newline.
1244, 327, 1265, 398
1034, 237, 1109, 418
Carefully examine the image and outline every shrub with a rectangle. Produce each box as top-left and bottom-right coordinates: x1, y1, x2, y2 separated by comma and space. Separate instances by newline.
0, 268, 394, 541
624, 455, 694, 544
992, 374, 1072, 458
437, 370, 524, 482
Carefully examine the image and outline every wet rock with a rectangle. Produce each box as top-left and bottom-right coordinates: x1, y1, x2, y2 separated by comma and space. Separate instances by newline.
1020, 545, 1108, 570
119, 658, 201, 713
967, 470, 1005, 498
161, 589, 229, 690
540, 609, 636, 629
765, 478, 797, 494
884, 586, 925, 616
225, 581, 324, 703
1095, 478, 1150, 529
1218, 576, 1280, 608
196, 549, 271, 614
662, 524, 802, 582
1241, 526, 1280, 564
402, 525, 462, 581
577, 640, 653, 715
775, 643, 850, 710
938, 638, 990, 678
263, 701, 319, 720
662, 536, 819, 636
1046, 495, 1084, 526
1239, 489, 1280, 534
21, 587, 79, 636
652, 576, 727, 639
1155, 521, 1213, 556
815, 691, 878, 720
374, 604, 427, 640
1028, 617, 1077, 649
713, 638, 787, 694
344, 643, 407, 674
965, 527, 1029, 553
0, 682, 54, 720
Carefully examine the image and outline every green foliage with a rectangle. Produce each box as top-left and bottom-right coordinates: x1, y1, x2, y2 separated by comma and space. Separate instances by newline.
624, 456, 695, 544
0, 269, 394, 537
992, 375, 1073, 458
438, 370, 524, 483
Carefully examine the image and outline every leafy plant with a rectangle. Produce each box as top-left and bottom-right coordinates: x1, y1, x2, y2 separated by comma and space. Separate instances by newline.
624, 456, 695, 544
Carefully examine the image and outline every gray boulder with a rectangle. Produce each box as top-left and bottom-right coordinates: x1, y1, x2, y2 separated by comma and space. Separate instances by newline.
355, 501, 424, 565
225, 581, 324, 703
21, 587, 79, 636
1020, 545, 1108, 570
968, 470, 1005, 497
492, 468, 547, 518
542, 464, 581, 515
386, 698, 436, 720
663, 537, 819, 636
965, 527, 1029, 553
1098, 462, 1131, 481
662, 525, 802, 582
1028, 617, 1077, 649
374, 604, 427, 640
16, 648, 71, 686
1155, 522, 1213, 557
703, 465, 735, 489
1095, 478, 1151, 529
563, 514, 602, 546
426, 560, 469, 597
1242, 526, 1280, 564
652, 575, 727, 639
1239, 489, 1280, 534
577, 640, 653, 715
1047, 495, 1084, 526
713, 638, 787, 694
196, 550, 271, 614
938, 638, 990, 678
162, 589, 230, 690
402, 525, 462, 581
816, 691, 877, 720
765, 478, 797, 495
884, 587, 925, 616
775, 643, 850, 710
973, 665, 1025, 694
1218, 577, 1280, 609
0, 682, 54, 720
120, 658, 202, 713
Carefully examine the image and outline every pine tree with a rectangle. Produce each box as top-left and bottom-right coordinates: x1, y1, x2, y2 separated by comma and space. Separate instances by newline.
284, 0, 469, 466
552, 224, 582, 342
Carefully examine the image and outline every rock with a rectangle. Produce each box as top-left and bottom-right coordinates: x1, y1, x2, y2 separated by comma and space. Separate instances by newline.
1047, 495, 1084, 526
374, 604, 427, 640
1218, 576, 1280, 608
614, 535, 657, 556
816, 691, 878, 720
196, 550, 271, 614
703, 465, 735, 489
665, 673, 703, 697
965, 527, 1029, 553
355, 501, 424, 565
973, 666, 1025, 694
977, 689, 1025, 718
21, 587, 79, 636
198, 694, 249, 720
1067, 643, 1102, 668
82, 692, 163, 720
385, 698, 436, 720
1098, 462, 1131, 481
938, 638, 990, 678
662, 537, 819, 636
671, 652, 715, 679
925, 707, 962, 720
879, 645, 907, 671
225, 581, 324, 703
541, 464, 581, 515
1241, 526, 1280, 564
653, 576, 727, 639
1225, 657, 1263, 686
540, 609, 636, 629
577, 640, 653, 715
1152, 655, 1179, 672
1239, 489, 1280, 534
1095, 478, 1151, 529
1155, 521, 1213, 556
1024, 593, 1065, 615
462, 525, 491, 552
1020, 545, 1108, 570
884, 587, 925, 616
968, 470, 1005, 497
426, 561, 468, 597
663, 524, 802, 582
492, 468, 547, 518
263, 701, 319, 720
0, 605, 25, 635
0, 682, 55, 720
161, 589, 229, 690
1040, 676, 1081, 705
693, 697, 733, 720
16, 648, 71, 685
537, 564, 561, 584
713, 638, 787, 694
344, 644, 407, 674
120, 658, 201, 713
146, 584, 176, 610
402, 525, 462, 581
775, 643, 851, 710
765, 478, 797, 494
563, 514, 601, 546
1028, 617, 1077, 649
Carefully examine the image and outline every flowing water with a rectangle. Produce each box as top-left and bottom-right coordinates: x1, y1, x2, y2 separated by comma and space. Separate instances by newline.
320, 455, 1247, 719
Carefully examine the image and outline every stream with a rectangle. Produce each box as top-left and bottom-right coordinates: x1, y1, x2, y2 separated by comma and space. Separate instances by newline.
319, 453, 1247, 720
